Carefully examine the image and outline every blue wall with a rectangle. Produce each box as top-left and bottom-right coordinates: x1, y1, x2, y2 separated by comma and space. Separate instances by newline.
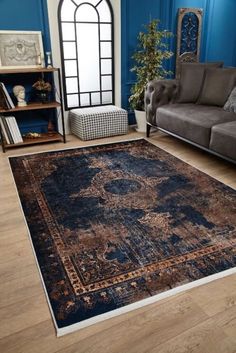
121, 0, 236, 123
121, 0, 162, 124
0, 0, 51, 52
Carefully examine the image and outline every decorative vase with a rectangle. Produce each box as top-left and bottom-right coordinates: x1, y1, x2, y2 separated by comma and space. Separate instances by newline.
36, 90, 50, 104
134, 110, 146, 133
47, 119, 55, 136
46, 51, 53, 68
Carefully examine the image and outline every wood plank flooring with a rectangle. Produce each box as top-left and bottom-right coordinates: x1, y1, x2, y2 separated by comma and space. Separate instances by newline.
0, 130, 236, 353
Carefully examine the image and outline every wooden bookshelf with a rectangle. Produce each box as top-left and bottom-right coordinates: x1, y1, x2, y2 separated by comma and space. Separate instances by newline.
3, 132, 63, 149
0, 67, 66, 152
0, 68, 58, 74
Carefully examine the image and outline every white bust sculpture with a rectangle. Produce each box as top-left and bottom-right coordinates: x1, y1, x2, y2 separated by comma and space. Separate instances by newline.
13, 85, 27, 107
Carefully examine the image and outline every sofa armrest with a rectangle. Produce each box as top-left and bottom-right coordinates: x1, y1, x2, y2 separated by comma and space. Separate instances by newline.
145, 79, 179, 126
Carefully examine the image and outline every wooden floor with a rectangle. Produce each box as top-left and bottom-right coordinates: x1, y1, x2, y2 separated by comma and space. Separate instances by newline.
1, 130, 236, 353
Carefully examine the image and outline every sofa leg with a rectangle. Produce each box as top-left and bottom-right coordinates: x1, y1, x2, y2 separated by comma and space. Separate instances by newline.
146, 124, 151, 138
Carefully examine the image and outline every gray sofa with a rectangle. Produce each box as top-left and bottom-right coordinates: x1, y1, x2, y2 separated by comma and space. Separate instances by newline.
145, 62, 236, 163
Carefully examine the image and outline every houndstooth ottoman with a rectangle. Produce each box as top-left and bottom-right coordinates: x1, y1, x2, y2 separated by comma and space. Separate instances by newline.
69, 105, 128, 141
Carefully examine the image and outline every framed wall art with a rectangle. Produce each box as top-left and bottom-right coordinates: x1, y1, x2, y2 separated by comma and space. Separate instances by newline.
175, 8, 203, 78
0, 30, 45, 69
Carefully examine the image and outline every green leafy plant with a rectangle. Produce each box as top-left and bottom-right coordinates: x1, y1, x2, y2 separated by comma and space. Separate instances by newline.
129, 19, 173, 111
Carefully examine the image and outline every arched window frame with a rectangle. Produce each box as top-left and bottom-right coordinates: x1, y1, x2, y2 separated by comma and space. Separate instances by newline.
58, 0, 114, 110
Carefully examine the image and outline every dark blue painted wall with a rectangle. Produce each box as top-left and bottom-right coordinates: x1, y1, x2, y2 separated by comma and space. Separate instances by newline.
203, 0, 236, 66
121, 0, 236, 122
121, 0, 162, 124
0, 0, 51, 52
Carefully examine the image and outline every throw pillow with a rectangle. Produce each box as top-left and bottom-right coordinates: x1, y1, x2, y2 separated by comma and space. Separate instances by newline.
197, 68, 236, 106
177, 62, 223, 103
224, 87, 236, 112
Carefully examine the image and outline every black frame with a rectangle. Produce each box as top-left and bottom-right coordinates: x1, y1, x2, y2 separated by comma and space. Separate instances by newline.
58, 0, 115, 111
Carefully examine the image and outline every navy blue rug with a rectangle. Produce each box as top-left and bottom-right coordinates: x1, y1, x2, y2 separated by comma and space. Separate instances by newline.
9, 139, 236, 336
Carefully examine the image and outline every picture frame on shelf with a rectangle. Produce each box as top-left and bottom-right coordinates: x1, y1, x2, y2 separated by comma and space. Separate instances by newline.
0, 30, 45, 69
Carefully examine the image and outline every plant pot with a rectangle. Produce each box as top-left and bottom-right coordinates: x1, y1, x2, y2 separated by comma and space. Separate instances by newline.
36, 90, 50, 104
134, 110, 146, 133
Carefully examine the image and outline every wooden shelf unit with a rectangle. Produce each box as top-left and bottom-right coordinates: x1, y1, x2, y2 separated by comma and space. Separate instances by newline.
0, 101, 61, 113
0, 67, 66, 152
3, 132, 64, 149
0, 67, 58, 74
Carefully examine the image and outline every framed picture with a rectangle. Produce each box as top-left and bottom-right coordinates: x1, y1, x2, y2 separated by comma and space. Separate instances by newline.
0, 30, 45, 69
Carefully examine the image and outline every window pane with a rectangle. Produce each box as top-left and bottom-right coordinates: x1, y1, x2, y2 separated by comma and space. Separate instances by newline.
97, 0, 111, 22
63, 42, 77, 59
76, 4, 98, 22
77, 23, 100, 92
101, 42, 111, 58
80, 94, 90, 106
61, 0, 76, 21
91, 92, 101, 105
100, 24, 111, 40
73, 0, 98, 6
59, 0, 114, 109
66, 77, 78, 93
65, 60, 77, 76
102, 91, 112, 104
61, 23, 75, 40
102, 76, 112, 90
101, 59, 112, 74
67, 94, 79, 108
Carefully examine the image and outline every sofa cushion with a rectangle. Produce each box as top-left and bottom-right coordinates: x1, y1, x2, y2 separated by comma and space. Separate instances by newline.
210, 121, 236, 161
224, 86, 236, 112
198, 68, 236, 106
156, 103, 236, 147
177, 62, 223, 104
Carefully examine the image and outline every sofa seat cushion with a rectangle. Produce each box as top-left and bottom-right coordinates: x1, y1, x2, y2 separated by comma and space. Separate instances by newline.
210, 121, 236, 161
156, 104, 236, 147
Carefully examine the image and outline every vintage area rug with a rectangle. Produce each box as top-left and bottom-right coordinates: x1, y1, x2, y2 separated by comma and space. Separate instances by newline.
9, 139, 236, 336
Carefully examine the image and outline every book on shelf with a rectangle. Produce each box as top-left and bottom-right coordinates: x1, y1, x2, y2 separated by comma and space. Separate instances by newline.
0, 116, 10, 144
0, 82, 15, 110
0, 116, 23, 144
0, 88, 8, 110
7, 116, 23, 143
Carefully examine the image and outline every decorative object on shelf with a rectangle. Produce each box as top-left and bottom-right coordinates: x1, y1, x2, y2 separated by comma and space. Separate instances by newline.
37, 53, 42, 67
47, 119, 55, 136
129, 19, 173, 132
0, 82, 15, 109
46, 51, 52, 68
23, 132, 42, 139
0, 30, 45, 69
13, 85, 27, 107
176, 8, 203, 78
32, 78, 52, 103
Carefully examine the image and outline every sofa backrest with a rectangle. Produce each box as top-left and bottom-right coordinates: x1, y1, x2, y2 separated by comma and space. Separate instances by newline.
177, 62, 223, 104
197, 67, 236, 107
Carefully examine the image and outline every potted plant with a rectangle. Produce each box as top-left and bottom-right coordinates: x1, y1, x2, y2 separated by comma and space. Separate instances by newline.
32, 78, 52, 103
129, 19, 173, 132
